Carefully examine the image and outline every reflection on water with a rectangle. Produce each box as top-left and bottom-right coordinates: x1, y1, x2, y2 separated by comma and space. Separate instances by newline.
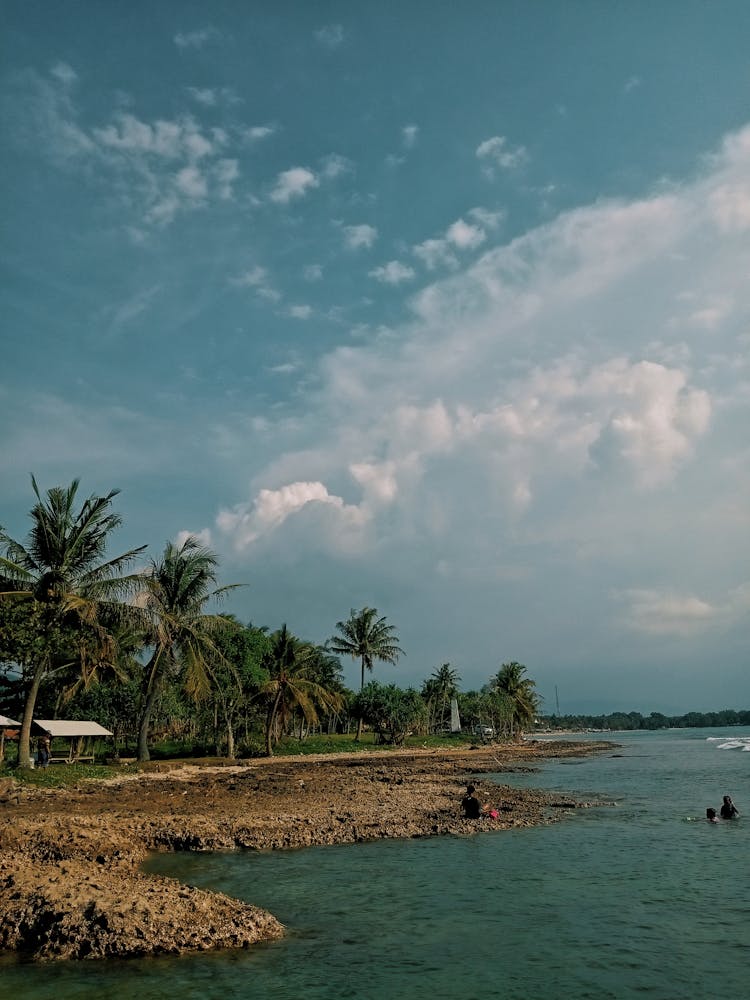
3, 728, 748, 1000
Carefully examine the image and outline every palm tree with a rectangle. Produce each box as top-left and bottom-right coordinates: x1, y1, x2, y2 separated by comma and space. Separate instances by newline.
492, 661, 539, 740
135, 536, 239, 762
328, 607, 404, 740
422, 663, 461, 732
260, 625, 343, 756
0, 478, 146, 766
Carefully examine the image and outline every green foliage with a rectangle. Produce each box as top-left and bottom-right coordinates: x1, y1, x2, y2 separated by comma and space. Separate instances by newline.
260, 625, 344, 756
135, 536, 241, 761
352, 680, 427, 745
0, 478, 146, 765
491, 661, 539, 739
544, 708, 750, 731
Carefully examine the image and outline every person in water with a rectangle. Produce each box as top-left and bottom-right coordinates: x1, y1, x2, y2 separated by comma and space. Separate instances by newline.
706, 808, 719, 823
461, 784, 482, 819
720, 795, 739, 819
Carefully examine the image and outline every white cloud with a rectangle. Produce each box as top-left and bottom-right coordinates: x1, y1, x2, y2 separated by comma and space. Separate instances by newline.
468, 206, 505, 230
244, 124, 278, 141
214, 158, 239, 199
175, 528, 214, 549
270, 166, 319, 203
618, 589, 716, 635
216, 481, 365, 550
175, 165, 207, 199
402, 124, 419, 148
174, 27, 220, 50
369, 260, 416, 285
314, 24, 345, 48
413, 238, 458, 271
50, 62, 77, 86
446, 218, 486, 250
287, 304, 313, 320
624, 75, 642, 94
321, 153, 352, 179
476, 135, 528, 175
229, 266, 280, 303
343, 224, 378, 250
304, 264, 324, 281
187, 87, 217, 106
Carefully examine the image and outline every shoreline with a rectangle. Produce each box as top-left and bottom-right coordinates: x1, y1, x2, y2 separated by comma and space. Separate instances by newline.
0, 739, 614, 962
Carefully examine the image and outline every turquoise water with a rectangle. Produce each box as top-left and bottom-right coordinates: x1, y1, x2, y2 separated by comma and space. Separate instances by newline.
2, 728, 748, 998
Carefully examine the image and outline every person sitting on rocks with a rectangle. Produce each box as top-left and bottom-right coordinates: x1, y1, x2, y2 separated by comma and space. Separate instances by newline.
461, 784, 482, 819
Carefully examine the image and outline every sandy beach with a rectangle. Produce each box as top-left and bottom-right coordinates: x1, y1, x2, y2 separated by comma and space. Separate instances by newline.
0, 739, 612, 961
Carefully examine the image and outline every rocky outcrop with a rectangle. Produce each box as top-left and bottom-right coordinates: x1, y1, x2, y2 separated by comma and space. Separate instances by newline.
0, 858, 283, 960
0, 741, 612, 961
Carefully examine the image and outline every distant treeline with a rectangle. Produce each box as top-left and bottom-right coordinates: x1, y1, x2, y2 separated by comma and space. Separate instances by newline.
543, 709, 750, 731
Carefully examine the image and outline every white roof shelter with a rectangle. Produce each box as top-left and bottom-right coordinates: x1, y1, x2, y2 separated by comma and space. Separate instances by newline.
0, 716, 21, 728
31, 720, 113, 764
32, 720, 113, 738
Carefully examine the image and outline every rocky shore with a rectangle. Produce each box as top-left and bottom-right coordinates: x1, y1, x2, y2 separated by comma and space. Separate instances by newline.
0, 739, 612, 961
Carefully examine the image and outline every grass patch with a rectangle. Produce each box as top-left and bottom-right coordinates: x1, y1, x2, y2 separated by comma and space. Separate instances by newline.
1, 762, 117, 788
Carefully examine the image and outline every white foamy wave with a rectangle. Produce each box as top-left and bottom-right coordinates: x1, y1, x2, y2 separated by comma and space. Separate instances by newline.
706, 737, 750, 751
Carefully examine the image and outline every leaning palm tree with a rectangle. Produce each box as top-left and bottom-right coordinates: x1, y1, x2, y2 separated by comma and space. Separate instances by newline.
0, 478, 146, 766
135, 536, 240, 762
260, 625, 343, 756
328, 607, 403, 740
492, 661, 539, 740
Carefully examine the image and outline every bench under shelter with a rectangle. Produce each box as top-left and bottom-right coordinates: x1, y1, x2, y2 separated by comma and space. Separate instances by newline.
31, 720, 113, 764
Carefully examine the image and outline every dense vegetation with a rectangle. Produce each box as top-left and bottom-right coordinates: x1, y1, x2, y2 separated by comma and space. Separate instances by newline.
1, 479, 541, 764
543, 709, 750, 731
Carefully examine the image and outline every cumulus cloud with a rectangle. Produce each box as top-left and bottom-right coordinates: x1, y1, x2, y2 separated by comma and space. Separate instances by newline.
369, 260, 416, 285
270, 166, 319, 203
445, 218, 486, 250
209, 126, 750, 683
343, 224, 378, 250
413, 211, 496, 271
476, 135, 528, 175
216, 481, 367, 551
3, 71, 241, 228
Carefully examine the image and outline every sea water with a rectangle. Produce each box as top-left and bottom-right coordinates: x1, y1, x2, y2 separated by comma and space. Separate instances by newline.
2, 728, 748, 999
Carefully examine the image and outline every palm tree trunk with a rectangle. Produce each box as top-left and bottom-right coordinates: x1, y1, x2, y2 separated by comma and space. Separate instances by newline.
18, 658, 47, 768
265, 689, 283, 756
137, 683, 160, 762
355, 657, 365, 741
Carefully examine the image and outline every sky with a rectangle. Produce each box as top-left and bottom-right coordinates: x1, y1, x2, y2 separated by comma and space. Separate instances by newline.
1, 1, 749, 715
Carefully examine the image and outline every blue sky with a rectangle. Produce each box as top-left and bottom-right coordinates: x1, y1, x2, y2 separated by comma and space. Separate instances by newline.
2, 2, 749, 714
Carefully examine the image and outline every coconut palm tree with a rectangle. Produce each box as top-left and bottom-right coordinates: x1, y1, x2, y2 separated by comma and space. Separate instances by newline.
422, 662, 461, 732
328, 607, 403, 740
0, 478, 146, 766
260, 625, 344, 756
492, 661, 539, 740
135, 536, 240, 762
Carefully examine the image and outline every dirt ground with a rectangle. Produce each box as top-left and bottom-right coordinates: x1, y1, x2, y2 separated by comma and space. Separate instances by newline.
0, 739, 614, 961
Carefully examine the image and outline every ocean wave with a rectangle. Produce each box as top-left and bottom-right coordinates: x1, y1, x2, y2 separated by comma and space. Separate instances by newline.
706, 737, 750, 750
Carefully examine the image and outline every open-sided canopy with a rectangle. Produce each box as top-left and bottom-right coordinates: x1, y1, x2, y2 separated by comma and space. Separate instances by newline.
0, 716, 21, 728
32, 720, 113, 738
